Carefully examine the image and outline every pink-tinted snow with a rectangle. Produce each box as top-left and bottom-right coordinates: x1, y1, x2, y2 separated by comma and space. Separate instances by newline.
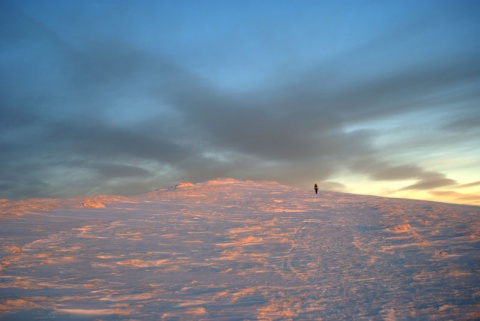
1, 179, 479, 320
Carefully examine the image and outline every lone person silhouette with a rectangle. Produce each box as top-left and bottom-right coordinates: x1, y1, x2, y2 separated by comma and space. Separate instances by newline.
314, 183, 318, 194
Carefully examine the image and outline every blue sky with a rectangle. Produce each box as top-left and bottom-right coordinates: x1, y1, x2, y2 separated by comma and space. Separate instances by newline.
1, 0, 479, 205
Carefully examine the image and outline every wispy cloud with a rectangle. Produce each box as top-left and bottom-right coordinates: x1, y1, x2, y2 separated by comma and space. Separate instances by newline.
457, 181, 480, 188
430, 190, 480, 204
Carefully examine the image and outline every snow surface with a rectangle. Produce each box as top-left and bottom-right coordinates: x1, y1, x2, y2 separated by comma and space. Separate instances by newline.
1, 178, 479, 320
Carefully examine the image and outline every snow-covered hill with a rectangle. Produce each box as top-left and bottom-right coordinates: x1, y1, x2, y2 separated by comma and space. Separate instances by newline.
1, 179, 479, 320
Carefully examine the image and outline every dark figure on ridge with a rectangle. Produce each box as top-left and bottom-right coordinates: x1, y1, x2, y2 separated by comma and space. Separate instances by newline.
314, 183, 318, 194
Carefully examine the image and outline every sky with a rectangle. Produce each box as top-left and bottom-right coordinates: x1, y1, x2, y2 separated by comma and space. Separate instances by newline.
1, 0, 479, 205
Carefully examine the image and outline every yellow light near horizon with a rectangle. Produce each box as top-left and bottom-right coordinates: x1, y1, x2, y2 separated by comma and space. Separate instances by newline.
340, 178, 480, 206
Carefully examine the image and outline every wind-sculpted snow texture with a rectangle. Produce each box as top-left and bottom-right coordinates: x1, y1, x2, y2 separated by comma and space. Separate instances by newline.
1, 178, 479, 320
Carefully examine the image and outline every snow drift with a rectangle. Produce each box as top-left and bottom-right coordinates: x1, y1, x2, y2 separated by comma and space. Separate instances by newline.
1, 178, 479, 320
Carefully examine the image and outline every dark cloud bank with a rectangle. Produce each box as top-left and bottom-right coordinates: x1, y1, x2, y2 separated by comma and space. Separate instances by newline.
1, 1, 479, 199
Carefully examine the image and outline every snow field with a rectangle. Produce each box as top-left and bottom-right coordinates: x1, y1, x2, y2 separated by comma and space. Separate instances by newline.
1, 179, 479, 320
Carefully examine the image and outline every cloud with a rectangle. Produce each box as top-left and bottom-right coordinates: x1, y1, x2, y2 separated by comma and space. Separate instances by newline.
47, 121, 191, 164
350, 161, 458, 191
442, 112, 480, 135
91, 163, 152, 179
430, 190, 480, 204
369, 164, 425, 181
317, 181, 346, 192
0, 1, 479, 200
457, 180, 480, 188
0, 174, 49, 199
401, 176, 457, 190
